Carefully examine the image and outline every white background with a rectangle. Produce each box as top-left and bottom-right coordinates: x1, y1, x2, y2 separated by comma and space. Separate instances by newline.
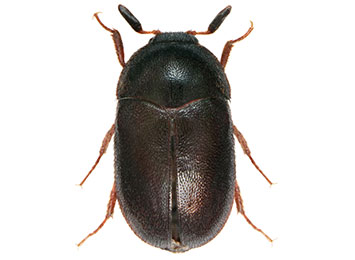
1, 0, 354, 259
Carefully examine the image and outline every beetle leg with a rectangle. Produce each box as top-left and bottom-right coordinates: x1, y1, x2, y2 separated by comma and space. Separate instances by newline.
220, 21, 254, 69
77, 181, 117, 247
233, 125, 274, 186
235, 179, 273, 242
79, 124, 115, 186
93, 13, 125, 67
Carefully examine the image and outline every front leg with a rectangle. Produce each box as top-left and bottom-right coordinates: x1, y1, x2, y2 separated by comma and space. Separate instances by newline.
220, 21, 254, 69
93, 13, 125, 67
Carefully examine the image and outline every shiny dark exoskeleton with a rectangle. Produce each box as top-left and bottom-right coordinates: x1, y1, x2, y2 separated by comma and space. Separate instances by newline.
78, 4, 273, 253
116, 32, 234, 251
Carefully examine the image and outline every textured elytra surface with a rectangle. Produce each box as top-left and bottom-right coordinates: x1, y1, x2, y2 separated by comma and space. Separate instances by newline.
114, 97, 235, 251
174, 99, 235, 248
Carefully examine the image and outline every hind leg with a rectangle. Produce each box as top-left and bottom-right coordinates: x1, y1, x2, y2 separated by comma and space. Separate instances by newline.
77, 181, 117, 246
234, 178, 273, 242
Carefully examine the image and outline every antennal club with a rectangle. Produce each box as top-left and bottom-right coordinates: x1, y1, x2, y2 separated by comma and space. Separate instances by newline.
118, 5, 161, 35
187, 5, 232, 35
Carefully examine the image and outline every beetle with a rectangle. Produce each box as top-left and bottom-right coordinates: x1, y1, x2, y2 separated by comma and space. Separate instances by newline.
78, 4, 273, 252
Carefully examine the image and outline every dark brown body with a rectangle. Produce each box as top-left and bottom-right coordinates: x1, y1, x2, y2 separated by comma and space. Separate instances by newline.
114, 33, 235, 252
78, 5, 272, 253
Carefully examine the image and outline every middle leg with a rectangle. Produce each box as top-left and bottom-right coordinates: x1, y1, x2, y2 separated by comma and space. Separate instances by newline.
79, 124, 115, 186
233, 125, 274, 186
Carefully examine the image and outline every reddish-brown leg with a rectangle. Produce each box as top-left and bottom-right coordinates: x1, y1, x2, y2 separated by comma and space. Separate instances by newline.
233, 125, 274, 186
77, 181, 117, 246
235, 179, 273, 242
220, 21, 254, 69
93, 13, 125, 67
79, 124, 115, 186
